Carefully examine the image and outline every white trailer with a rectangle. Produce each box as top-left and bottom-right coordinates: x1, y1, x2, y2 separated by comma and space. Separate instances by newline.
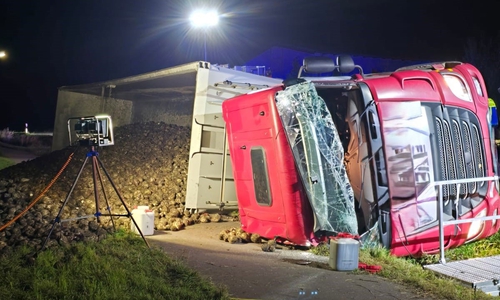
52, 61, 282, 211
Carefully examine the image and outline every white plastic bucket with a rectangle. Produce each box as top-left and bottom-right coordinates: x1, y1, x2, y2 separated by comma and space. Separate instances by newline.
329, 238, 359, 271
131, 206, 155, 236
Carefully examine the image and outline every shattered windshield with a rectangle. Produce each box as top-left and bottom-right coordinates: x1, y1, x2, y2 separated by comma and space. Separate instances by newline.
276, 81, 358, 235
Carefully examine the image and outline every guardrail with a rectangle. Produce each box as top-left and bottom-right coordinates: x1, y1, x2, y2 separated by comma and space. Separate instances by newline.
436, 176, 500, 264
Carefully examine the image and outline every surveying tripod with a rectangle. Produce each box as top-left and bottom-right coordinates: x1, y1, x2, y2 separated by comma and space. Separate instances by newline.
40, 146, 149, 251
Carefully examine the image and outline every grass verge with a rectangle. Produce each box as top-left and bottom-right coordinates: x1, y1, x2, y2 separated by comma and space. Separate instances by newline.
358, 247, 494, 300
0, 156, 15, 170
443, 230, 500, 262
311, 231, 500, 300
0, 231, 229, 300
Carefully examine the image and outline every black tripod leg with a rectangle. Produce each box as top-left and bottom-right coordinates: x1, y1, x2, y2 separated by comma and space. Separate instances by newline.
96, 156, 150, 248
95, 159, 116, 231
91, 155, 101, 223
39, 156, 89, 252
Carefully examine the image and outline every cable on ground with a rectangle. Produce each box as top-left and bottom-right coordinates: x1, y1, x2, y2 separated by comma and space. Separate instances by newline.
0, 149, 77, 232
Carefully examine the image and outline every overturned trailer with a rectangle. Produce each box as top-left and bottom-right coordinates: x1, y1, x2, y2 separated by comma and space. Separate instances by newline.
52, 61, 281, 211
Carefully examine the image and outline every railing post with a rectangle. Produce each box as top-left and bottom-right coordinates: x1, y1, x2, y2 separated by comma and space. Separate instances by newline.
435, 176, 498, 264
438, 183, 446, 264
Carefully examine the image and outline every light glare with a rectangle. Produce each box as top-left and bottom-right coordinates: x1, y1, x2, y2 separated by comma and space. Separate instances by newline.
0, 51, 6, 58
189, 10, 219, 28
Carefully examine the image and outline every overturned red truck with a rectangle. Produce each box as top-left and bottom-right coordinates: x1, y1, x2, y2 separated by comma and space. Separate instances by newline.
222, 56, 500, 256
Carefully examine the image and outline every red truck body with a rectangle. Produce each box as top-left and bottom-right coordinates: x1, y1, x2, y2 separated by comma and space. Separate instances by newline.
222, 86, 314, 245
222, 58, 500, 256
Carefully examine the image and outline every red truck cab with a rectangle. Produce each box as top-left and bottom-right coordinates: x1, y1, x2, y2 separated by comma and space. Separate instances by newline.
222, 56, 500, 256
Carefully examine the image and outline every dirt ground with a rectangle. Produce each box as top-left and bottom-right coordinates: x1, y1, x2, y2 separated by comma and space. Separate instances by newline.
145, 221, 435, 300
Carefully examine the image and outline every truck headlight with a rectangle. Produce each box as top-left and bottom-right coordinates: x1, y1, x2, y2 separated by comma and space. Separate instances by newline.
466, 209, 486, 241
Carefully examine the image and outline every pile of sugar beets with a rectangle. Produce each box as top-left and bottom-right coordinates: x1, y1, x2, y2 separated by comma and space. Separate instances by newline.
0, 122, 265, 256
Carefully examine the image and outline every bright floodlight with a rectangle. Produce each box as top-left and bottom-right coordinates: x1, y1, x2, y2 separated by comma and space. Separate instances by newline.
189, 10, 219, 28
0, 51, 6, 59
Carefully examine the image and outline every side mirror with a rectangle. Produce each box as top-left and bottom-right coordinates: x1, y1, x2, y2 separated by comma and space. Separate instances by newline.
298, 55, 364, 78
336, 55, 355, 73
303, 57, 337, 74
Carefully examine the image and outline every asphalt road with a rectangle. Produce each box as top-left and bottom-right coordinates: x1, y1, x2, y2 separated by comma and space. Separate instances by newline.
146, 221, 435, 300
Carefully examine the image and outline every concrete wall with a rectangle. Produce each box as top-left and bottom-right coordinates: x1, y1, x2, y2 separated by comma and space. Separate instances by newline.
52, 90, 133, 151
131, 87, 195, 127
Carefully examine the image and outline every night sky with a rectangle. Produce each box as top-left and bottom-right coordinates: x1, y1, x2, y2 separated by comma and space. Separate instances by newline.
0, 0, 497, 131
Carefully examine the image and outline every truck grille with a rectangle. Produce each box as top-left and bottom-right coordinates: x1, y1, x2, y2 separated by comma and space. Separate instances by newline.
452, 120, 466, 195
432, 106, 485, 201
461, 121, 478, 193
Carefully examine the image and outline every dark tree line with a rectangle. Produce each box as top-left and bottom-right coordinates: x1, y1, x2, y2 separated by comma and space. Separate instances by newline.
464, 32, 500, 102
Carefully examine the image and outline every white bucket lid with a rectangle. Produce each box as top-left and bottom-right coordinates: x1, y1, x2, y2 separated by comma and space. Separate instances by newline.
336, 238, 359, 244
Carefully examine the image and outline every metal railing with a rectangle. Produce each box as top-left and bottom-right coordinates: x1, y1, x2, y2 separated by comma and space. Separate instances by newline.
436, 176, 500, 264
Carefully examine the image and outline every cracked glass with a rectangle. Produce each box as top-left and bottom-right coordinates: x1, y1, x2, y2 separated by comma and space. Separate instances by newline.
276, 81, 358, 235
